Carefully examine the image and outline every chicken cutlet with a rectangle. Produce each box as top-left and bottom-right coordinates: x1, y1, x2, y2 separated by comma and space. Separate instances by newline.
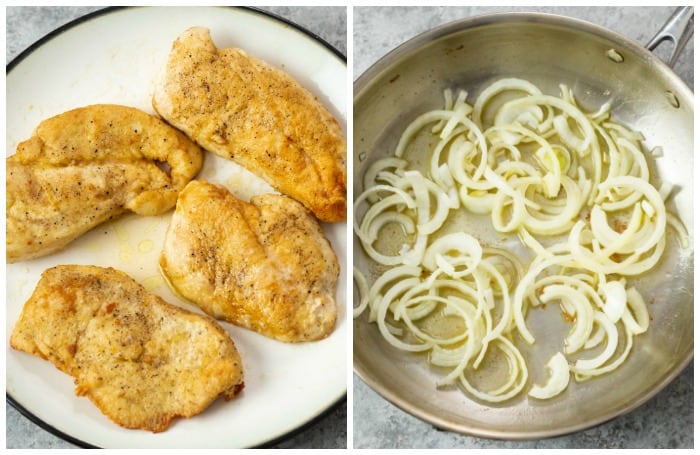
10, 265, 244, 433
6, 104, 203, 263
152, 27, 346, 223
160, 180, 338, 342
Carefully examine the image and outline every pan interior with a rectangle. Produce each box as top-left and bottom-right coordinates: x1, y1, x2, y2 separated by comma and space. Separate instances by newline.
353, 16, 693, 439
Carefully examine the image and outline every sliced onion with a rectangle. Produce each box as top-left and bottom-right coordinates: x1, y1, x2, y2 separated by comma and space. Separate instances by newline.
354, 77, 687, 404
353, 267, 370, 318
573, 311, 619, 371
458, 337, 528, 402
422, 232, 482, 278
601, 280, 626, 323
540, 284, 594, 354
528, 352, 570, 399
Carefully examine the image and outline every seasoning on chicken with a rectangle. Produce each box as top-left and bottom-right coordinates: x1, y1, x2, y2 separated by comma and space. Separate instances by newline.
6, 104, 203, 263
160, 180, 339, 342
152, 27, 346, 223
10, 265, 244, 433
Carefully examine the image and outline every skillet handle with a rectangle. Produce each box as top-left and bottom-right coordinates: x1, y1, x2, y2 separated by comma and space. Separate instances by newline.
646, 6, 694, 68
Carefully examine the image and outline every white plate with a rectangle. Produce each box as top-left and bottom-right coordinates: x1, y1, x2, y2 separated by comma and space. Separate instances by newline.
6, 6, 347, 449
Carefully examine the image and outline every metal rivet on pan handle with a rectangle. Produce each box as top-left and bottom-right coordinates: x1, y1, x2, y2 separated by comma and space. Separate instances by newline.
646, 6, 694, 68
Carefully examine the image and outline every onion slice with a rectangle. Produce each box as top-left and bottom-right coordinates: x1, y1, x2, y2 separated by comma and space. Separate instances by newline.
528, 352, 570, 400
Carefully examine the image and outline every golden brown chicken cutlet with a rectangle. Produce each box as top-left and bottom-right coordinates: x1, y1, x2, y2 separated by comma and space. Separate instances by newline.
6, 104, 203, 263
160, 180, 339, 342
10, 265, 244, 433
152, 27, 346, 223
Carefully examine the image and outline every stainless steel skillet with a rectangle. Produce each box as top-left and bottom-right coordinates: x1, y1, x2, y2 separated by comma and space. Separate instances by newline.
353, 8, 693, 439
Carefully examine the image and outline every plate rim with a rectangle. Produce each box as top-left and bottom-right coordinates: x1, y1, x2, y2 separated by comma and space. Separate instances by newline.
6, 5, 347, 449
6, 5, 347, 73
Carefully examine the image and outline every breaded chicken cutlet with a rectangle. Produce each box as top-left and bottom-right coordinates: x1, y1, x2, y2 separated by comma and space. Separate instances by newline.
160, 180, 339, 342
6, 104, 203, 263
10, 265, 244, 433
152, 27, 346, 223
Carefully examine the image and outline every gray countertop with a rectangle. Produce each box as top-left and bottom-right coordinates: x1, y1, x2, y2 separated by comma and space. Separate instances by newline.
353, 6, 693, 449
5, 5, 346, 450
